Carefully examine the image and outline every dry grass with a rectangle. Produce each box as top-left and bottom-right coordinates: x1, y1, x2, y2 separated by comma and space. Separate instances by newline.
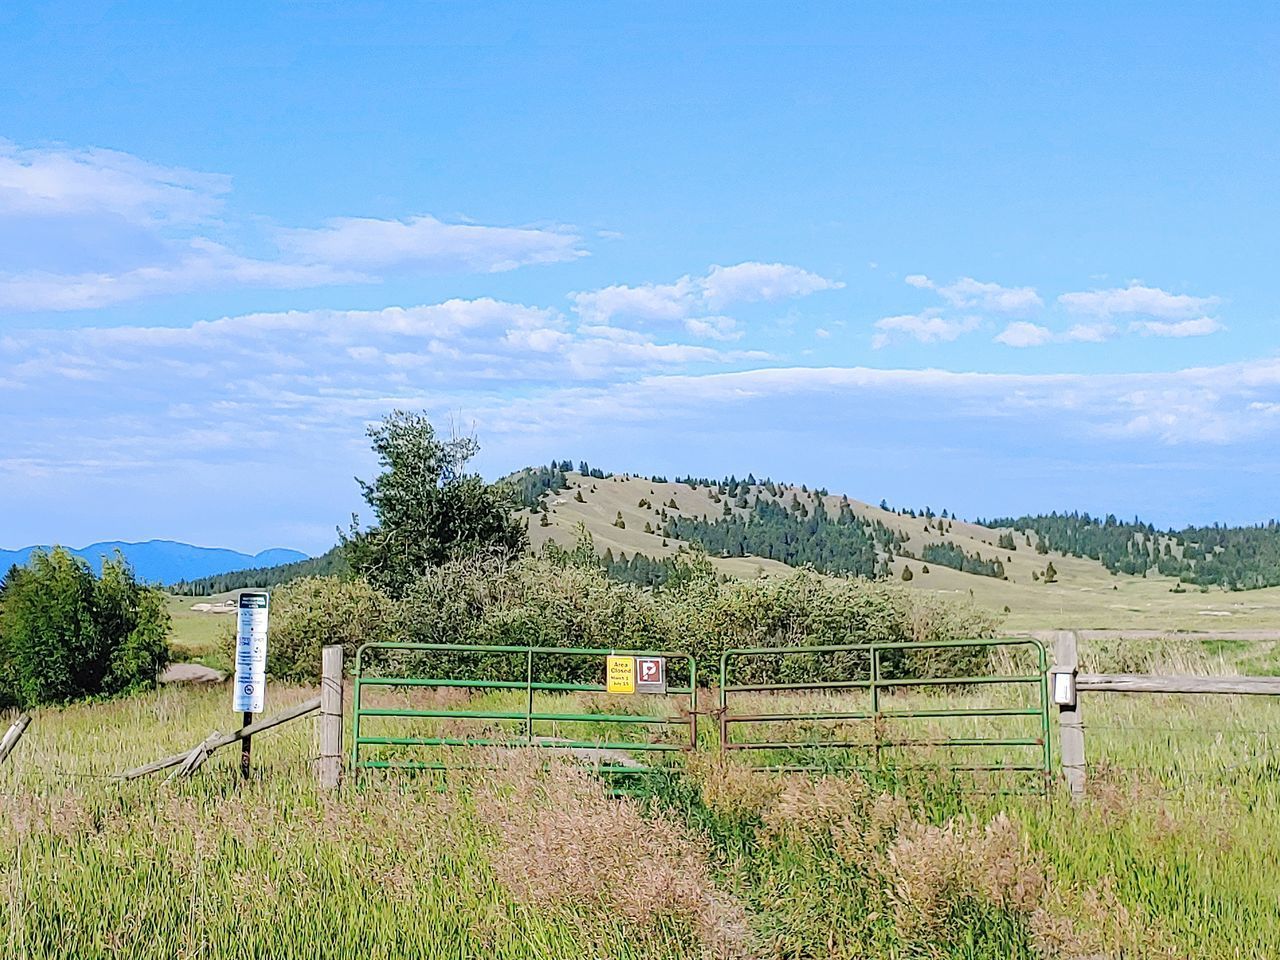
468, 749, 755, 960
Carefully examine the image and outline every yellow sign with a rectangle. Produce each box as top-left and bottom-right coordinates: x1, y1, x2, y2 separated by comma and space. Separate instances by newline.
606, 655, 636, 694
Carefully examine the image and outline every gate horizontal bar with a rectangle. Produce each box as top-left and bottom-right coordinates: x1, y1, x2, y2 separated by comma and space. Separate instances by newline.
721, 637, 1047, 656
356, 676, 693, 695
358, 641, 694, 658
724, 706, 1044, 724
355, 707, 681, 724
724, 736, 1044, 750
356, 736, 685, 751
724, 674, 1041, 693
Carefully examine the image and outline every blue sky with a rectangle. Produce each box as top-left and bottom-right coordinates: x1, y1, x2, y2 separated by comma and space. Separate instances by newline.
1, 3, 1278, 554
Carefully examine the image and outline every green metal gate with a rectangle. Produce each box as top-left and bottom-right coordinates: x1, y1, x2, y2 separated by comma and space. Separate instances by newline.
718, 637, 1051, 788
352, 642, 698, 781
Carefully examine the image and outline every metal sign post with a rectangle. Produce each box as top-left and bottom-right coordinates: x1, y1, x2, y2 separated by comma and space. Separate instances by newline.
232, 591, 269, 779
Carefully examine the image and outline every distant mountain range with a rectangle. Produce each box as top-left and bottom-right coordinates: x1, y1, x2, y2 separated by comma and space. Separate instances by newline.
0, 540, 310, 585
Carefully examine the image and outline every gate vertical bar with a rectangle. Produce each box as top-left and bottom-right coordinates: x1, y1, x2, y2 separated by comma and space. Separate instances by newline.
350, 645, 363, 771
687, 658, 699, 749
1037, 640, 1052, 788
525, 648, 535, 744
871, 644, 881, 773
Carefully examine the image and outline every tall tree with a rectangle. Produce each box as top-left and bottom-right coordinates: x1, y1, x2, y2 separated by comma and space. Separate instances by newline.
342, 411, 526, 596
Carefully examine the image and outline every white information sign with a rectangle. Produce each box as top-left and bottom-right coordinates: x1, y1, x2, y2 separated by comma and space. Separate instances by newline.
232, 591, 269, 713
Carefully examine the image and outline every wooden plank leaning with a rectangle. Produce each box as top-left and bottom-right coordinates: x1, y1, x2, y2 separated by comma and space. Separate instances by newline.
119, 696, 320, 780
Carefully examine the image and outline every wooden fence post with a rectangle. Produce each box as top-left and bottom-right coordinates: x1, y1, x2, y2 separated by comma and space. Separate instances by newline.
0, 713, 32, 765
319, 645, 344, 790
1051, 630, 1086, 800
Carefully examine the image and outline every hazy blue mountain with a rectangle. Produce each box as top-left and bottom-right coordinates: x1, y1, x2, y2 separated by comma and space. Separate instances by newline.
0, 540, 309, 585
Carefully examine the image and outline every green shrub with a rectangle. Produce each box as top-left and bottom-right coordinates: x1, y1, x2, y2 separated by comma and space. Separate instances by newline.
227, 576, 397, 681
0, 548, 170, 708
668, 566, 996, 684
389, 544, 998, 686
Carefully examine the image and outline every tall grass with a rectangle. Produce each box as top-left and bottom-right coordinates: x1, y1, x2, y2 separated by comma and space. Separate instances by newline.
2, 673, 1279, 959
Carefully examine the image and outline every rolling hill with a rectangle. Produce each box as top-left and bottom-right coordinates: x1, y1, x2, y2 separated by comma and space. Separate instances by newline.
523, 471, 1280, 632
0, 540, 309, 585
118, 465, 1280, 636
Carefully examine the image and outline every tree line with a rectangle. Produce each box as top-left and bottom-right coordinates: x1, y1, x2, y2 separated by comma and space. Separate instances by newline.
662, 495, 907, 578
169, 547, 348, 595
920, 542, 1006, 579
981, 511, 1280, 590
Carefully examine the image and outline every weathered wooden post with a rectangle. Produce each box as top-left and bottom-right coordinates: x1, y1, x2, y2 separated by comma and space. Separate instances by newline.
0, 713, 32, 765
1049, 630, 1086, 800
319, 644, 344, 790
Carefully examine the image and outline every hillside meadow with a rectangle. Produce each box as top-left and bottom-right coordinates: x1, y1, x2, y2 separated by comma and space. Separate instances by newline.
525, 472, 1280, 634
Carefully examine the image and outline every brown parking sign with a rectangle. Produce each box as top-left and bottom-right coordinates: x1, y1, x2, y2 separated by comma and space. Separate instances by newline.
635, 656, 666, 694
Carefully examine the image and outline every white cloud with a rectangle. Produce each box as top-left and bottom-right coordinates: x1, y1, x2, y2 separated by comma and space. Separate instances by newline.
276, 215, 584, 273
472, 357, 1280, 447
1130, 316, 1223, 338
0, 297, 752, 401
873, 311, 981, 347
683, 316, 741, 341
0, 240, 369, 311
570, 277, 699, 325
1058, 283, 1218, 319
0, 140, 229, 225
994, 321, 1054, 348
0, 141, 589, 312
905, 274, 1042, 314
700, 262, 842, 309
570, 262, 841, 326
1064, 322, 1117, 343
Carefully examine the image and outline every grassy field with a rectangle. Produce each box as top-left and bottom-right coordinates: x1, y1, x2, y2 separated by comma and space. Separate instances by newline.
165, 593, 235, 666
4, 633, 1279, 959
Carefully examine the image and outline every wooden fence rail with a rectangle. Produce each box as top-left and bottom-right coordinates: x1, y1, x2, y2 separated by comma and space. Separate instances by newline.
1044, 630, 1280, 800
1077, 673, 1280, 696
119, 696, 321, 780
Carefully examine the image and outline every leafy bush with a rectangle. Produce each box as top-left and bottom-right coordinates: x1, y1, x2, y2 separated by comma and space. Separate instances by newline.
0, 548, 170, 707
389, 539, 998, 685
666, 563, 996, 684
228, 576, 398, 681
